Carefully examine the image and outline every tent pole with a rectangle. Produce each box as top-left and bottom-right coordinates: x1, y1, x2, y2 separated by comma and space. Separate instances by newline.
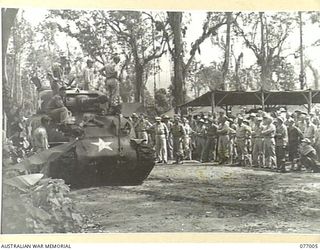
261, 90, 265, 111
211, 91, 215, 114
308, 89, 312, 114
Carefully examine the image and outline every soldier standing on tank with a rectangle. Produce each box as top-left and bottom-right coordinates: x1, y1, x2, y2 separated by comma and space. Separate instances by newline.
235, 117, 252, 166
252, 117, 264, 168
153, 117, 168, 164
216, 116, 230, 165
170, 116, 186, 164
135, 113, 152, 144
162, 115, 173, 160
261, 115, 277, 169
48, 53, 73, 93
275, 117, 288, 172
99, 56, 121, 107
83, 58, 95, 90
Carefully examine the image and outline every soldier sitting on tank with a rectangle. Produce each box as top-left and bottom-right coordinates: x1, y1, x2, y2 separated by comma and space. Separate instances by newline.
47, 86, 69, 124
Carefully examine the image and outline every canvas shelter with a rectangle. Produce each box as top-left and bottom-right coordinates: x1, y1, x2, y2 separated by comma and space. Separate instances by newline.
180, 89, 320, 113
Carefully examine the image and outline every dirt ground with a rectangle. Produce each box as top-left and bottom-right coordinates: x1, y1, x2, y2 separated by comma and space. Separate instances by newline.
71, 162, 320, 233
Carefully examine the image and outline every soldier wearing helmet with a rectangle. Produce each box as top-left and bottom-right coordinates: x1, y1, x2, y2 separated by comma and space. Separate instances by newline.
135, 113, 152, 144
275, 116, 288, 172
170, 115, 185, 164
182, 117, 194, 160
162, 115, 173, 160
287, 118, 303, 170
46, 86, 69, 124
202, 117, 218, 162
195, 118, 207, 162
216, 115, 230, 164
261, 115, 277, 169
131, 113, 139, 137
304, 116, 316, 145
48, 52, 73, 94
153, 116, 168, 163
99, 55, 122, 108
235, 116, 252, 166
252, 116, 264, 168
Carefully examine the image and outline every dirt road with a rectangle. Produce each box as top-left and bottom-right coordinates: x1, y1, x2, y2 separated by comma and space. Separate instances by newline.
71, 163, 320, 233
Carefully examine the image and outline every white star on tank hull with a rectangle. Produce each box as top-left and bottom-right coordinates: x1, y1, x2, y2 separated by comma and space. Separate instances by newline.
91, 138, 113, 152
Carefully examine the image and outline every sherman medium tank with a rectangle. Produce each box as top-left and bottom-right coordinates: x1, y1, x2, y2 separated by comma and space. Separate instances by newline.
32, 88, 155, 187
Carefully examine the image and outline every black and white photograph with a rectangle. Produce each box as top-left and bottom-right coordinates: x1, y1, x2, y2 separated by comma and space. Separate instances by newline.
2, 7, 320, 235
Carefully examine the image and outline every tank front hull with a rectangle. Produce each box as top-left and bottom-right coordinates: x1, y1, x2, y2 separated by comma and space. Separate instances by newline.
48, 141, 155, 187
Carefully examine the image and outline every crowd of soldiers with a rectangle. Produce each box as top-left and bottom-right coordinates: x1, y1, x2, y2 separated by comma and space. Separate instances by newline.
4, 53, 320, 173
129, 108, 320, 173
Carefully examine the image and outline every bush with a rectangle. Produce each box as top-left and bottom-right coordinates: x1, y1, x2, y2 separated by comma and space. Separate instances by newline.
2, 175, 83, 234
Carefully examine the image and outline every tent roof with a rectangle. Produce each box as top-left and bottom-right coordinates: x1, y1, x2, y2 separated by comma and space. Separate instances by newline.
181, 90, 320, 107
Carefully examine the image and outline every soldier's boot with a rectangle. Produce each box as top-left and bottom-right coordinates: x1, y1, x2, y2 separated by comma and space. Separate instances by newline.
174, 154, 180, 164
237, 158, 243, 166
279, 162, 286, 173
245, 155, 252, 167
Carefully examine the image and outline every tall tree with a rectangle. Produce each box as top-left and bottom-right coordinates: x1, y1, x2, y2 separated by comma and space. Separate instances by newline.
155, 12, 229, 108
106, 11, 167, 103
154, 88, 172, 114
234, 12, 295, 90
306, 60, 319, 89
51, 10, 167, 103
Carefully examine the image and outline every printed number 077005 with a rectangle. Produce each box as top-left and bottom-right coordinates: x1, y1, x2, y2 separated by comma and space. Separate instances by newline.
300, 244, 318, 248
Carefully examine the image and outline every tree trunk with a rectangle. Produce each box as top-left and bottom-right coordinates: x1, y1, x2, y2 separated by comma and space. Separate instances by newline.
234, 52, 243, 89
168, 12, 185, 109
299, 11, 305, 89
259, 12, 267, 90
2, 9, 19, 57
221, 12, 232, 90
2, 8, 18, 118
134, 62, 144, 103
306, 61, 319, 89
